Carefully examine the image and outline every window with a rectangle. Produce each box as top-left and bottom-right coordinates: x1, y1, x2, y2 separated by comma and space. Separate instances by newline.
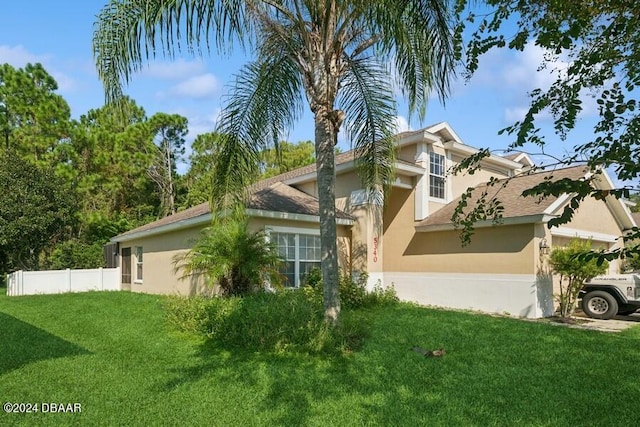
271, 231, 321, 288
135, 246, 143, 282
429, 152, 446, 199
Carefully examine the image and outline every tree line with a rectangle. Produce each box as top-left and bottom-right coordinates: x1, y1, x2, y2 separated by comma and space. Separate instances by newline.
0, 62, 315, 278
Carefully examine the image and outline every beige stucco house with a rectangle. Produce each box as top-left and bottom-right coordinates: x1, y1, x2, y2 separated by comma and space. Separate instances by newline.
110, 122, 636, 318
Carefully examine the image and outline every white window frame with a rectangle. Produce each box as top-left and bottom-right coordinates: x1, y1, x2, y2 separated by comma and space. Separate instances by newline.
266, 226, 321, 288
134, 246, 143, 283
429, 151, 446, 200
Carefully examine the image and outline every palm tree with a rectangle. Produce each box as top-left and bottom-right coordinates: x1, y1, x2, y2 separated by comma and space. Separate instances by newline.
94, 0, 456, 323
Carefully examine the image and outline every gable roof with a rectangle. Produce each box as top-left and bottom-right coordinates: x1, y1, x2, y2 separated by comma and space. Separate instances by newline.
416, 166, 592, 231
111, 182, 354, 242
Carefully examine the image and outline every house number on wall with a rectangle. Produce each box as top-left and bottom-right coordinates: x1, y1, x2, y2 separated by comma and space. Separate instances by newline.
372, 237, 378, 263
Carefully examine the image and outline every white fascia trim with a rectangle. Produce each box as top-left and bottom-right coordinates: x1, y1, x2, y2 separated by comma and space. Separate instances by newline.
415, 214, 553, 232
550, 226, 619, 243
395, 162, 426, 176
589, 169, 635, 230
111, 213, 213, 243
397, 130, 441, 147
392, 181, 413, 190
112, 208, 354, 243
266, 225, 320, 235
286, 159, 425, 186
543, 193, 572, 215
425, 122, 463, 144
246, 208, 354, 226
512, 152, 535, 167
284, 160, 356, 185
443, 141, 522, 170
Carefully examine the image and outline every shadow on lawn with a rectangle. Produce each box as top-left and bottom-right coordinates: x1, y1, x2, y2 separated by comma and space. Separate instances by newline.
160, 305, 640, 425
0, 312, 90, 375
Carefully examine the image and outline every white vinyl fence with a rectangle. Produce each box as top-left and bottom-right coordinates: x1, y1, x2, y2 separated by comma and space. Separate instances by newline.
6, 268, 120, 296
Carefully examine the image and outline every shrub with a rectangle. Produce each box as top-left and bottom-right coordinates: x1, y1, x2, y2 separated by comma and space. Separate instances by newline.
302, 269, 399, 309
164, 291, 368, 354
549, 239, 608, 317
621, 245, 640, 272
44, 240, 105, 270
173, 217, 282, 296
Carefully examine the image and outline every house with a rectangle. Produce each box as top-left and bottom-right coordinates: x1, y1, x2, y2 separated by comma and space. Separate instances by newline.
109, 122, 637, 318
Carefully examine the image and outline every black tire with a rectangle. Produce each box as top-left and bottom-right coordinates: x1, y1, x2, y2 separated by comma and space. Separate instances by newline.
582, 291, 619, 320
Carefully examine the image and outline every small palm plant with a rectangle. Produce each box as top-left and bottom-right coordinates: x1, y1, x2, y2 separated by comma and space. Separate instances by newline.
174, 217, 282, 296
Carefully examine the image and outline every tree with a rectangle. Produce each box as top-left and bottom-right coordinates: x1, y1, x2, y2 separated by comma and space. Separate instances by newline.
184, 136, 320, 209
182, 132, 221, 208
0, 153, 76, 274
94, 0, 456, 323
260, 140, 316, 178
68, 97, 158, 223
453, 0, 640, 258
147, 112, 188, 216
549, 239, 608, 318
0, 63, 71, 166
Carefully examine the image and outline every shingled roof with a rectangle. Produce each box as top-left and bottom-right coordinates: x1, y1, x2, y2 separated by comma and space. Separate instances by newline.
113, 181, 354, 242
416, 166, 590, 230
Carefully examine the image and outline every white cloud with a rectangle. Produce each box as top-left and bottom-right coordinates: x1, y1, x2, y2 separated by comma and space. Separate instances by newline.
500, 43, 568, 90
186, 109, 221, 138
158, 73, 220, 99
0, 45, 50, 67
142, 58, 206, 79
51, 71, 76, 92
0, 45, 78, 93
393, 115, 412, 133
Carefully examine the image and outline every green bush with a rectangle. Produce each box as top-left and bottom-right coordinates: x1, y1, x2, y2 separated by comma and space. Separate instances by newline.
549, 238, 608, 317
302, 269, 399, 309
173, 217, 282, 296
44, 240, 105, 270
164, 291, 368, 354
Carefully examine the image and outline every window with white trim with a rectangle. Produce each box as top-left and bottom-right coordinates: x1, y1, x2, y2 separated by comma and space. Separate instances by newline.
429, 152, 446, 199
135, 246, 143, 282
271, 231, 321, 287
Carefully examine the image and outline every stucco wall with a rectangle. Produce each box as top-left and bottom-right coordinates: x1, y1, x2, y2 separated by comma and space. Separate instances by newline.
382, 187, 536, 274
120, 217, 352, 296
120, 225, 203, 296
557, 196, 622, 236
449, 165, 511, 204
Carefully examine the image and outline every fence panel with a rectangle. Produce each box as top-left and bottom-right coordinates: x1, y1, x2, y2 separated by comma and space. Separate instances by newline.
6, 268, 120, 296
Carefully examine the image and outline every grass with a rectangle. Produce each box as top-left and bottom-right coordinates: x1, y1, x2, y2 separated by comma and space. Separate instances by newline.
1, 290, 640, 426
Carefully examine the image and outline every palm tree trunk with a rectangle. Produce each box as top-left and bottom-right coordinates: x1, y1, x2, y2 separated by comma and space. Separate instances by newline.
314, 112, 340, 324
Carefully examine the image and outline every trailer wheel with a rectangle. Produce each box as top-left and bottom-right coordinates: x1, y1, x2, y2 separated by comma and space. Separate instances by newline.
582, 291, 618, 320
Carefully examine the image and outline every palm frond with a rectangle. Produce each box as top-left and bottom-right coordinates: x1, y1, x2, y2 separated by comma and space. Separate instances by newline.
93, 0, 248, 104
339, 56, 397, 204
364, 0, 456, 119
212, 49, 304, 213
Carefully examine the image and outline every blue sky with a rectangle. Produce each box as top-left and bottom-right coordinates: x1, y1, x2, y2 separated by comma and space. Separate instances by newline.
0, 1, 605, 172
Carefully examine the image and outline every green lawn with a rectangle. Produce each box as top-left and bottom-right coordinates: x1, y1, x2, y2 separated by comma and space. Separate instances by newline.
1, 289, 639, 426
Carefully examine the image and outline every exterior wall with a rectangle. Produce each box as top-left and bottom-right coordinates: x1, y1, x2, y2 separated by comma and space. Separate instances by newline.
119, 226, 203, 296
382, 187, 536, 274
367, 184, 549, 317
119, 218, 352, 296
448, 154, 511, 202
384, 272, 552, 318
397, 145, 416, 163
560, 196, 622, 236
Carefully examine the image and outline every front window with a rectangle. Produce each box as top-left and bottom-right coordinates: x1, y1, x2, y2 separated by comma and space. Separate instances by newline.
272, 231, 321, 287
135, 246, 143, 282
429, 152, 446, 199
